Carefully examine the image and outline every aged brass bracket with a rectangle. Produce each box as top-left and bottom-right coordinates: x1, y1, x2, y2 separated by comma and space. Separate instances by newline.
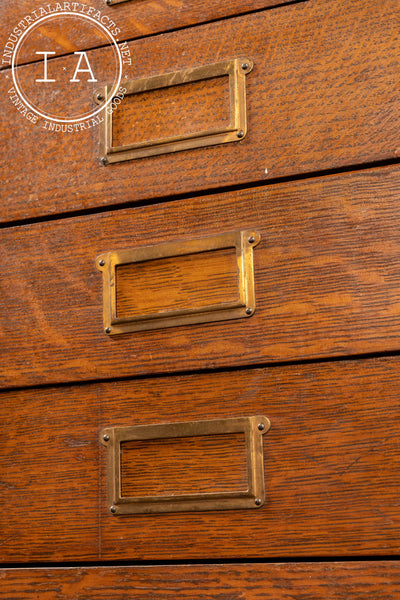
96, 230, 260, 335
94, 58, 253, 163
100, 416, 271, 515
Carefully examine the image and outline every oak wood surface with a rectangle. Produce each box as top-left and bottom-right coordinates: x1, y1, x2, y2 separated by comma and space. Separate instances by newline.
0, 385, 99, 562
0, 562, 399, 599
121, 433, 248, 496
2, 166, 400, 388
1, 356, 400, 562
112, 76, 231, 147
98, 357, 400, 560
1, 0, 400, 221
0, 0, 294, 68
116, 247, 239, 318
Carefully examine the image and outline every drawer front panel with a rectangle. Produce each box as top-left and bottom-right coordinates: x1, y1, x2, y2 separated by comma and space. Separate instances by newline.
0, 0, 293, 67
2, 166, 400, 388
2, 0, 400, 221
0, 563, 399, 599
1, 356, 400, 562
0, 385, 99, 562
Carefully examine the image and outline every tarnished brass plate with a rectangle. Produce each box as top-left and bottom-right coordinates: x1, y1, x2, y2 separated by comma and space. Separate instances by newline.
96, 230, 260, 335
100, 416, 271, 515
94, 58, 253, 163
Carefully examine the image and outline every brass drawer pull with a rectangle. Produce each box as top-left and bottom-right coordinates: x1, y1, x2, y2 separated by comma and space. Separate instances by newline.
96, 230, 260, 335
94, 58, 253, 164
101, 416, 271, 515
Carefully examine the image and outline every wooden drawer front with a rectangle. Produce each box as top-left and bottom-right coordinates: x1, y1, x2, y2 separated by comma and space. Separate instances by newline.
1, 356, 399, 562
0, 385, 99, 562
0, 0, 293, 67
2, 166, 400, 388
0, 563, 399, 599
2, 0, 400, 221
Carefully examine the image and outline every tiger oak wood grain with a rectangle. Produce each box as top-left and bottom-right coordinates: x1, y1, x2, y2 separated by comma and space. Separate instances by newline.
0, 0, 295, 68
0, 562, 399, 599
121, 433, 247, 496
116, 247, 239, 318
0, 385, 99, 562
1, 356, 400, 561
2, 0, 400, 221
98, 357, 400, 560
112, 76, 231, 147
2, 166, 400, 388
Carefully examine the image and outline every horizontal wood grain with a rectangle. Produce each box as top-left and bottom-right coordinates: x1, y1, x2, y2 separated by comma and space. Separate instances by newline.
0, 0, 294, 67
2, 0, 400, 221
2, 166, 400, 387
98, 358, 400, 560
116, 247, 239, 318
0, 385, 99, 562
0, 562, 399, 599
112, 75, 231, 148
1, 356, 400, 562
121, 433, 247, 496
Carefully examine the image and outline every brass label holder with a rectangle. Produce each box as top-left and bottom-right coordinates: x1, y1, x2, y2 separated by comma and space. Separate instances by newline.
94, 58, 253, 163
96, 230, 260, 335
100, 416, 271, 515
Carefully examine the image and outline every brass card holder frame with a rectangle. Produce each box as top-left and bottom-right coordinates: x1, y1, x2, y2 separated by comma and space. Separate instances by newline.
94, 58, 253, 163
96, 230, 260, 335
100, 416, 271, 515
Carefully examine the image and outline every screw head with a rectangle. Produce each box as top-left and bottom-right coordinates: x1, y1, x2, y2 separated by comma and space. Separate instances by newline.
96, 92, 104, 102
246, 307, 253, 315
110, 505, 117, 514
255, 498, 262, 506
241, 62, 249, 70
248, 235, 255, 244
103, 434, 110, 442
100, 156, 108, 166
99, 259, 105, 267
258, 423, 265, 431
237, 130, 244, 139
105, 327, 111, 334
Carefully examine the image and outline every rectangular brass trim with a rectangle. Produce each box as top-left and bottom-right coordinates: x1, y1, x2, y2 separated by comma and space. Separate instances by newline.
96, 230, 260, 335
106, 0, 131, 4
94, 58, 253, 163
100, 416, 271, 515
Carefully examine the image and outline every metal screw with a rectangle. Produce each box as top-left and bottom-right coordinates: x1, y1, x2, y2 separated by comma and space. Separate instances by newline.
110, 505, 117, 513
103, 434, 110, 442
258, 423, 265, 431
99, 259, 105, 267
100, 156, 108, 166
105, 327, 111, 334
246, 307, 253, 315
106, 0, 112, 4
237, 130, 244, 139
248, 235, 255, 244
255, 498, 262, 506
241, 62, 249, 71
96, 92, 104, 102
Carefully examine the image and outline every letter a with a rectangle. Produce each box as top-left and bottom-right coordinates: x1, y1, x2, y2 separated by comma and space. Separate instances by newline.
70, 51, 97, 82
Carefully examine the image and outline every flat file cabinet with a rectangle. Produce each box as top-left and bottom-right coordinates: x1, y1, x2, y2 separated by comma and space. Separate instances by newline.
1, 0, 400, 596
